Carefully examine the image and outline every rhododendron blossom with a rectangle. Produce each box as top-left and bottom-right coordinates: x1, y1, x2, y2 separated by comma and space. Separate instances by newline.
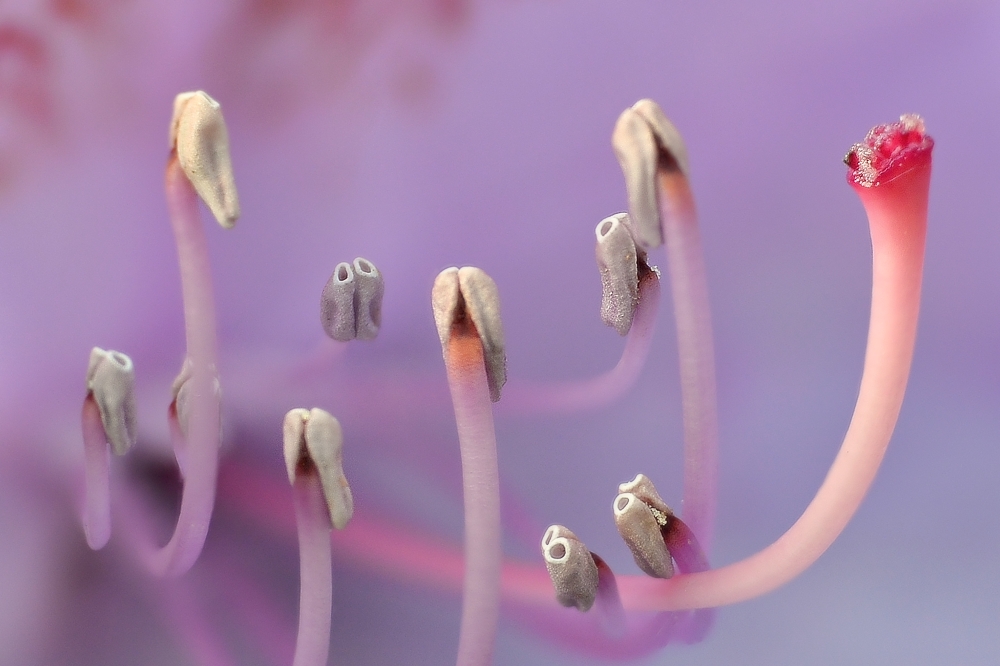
0, 2, 997, 665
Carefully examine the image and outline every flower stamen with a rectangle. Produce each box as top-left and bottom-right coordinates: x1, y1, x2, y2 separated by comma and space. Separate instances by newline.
432, 266, 505, 665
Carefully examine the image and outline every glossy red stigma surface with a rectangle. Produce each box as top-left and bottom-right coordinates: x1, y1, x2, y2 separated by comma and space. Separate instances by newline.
844, 114, 933, 187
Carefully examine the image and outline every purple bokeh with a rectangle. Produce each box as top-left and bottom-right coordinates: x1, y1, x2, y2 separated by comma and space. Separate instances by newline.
0, 0, 997, 663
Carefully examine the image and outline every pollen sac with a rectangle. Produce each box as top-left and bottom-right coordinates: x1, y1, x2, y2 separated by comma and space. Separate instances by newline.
611, 99, 690, 251
320, 257, 385, 342
86, 348, 137, 456
170, 359, 222, 441
431, 266, 507, 402
170, 91, 241, 229
595, 213, 646, 335
283, 408, 353, 530
541, 525, 600, 612
613, 473, 676, 579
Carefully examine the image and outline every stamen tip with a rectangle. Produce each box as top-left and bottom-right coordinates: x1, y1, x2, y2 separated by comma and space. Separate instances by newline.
283, 408, 353, 530
432, 266, 507, 402
541, 525, 599, 612
171, 90, 241, 228
86, 347, 137, 456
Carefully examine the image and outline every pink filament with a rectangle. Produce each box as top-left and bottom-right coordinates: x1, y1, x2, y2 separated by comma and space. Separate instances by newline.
292, 473, 334, 666
500, 273, 660, 414
140, 158, 222, 577
658, 170, 718, 554
80, 396, 111, 550
445, 334, 502, 666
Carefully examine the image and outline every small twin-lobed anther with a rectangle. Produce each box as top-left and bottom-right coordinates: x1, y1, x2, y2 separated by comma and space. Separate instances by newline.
283, 408, 354, 530
170, 90, 241, 228
541, 525, 600, 612
595, 212, 654, 336
431, 266, 507, 402
611, 99, 690, 251
86, 347, 138, 456
613, 473, 676, 579
320, 257, 385, 342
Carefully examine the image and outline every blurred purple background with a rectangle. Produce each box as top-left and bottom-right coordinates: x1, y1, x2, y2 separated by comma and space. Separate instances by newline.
0, 0, 997, 664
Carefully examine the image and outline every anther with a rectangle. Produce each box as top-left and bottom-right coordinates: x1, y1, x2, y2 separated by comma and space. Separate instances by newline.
283, 408, 353, 530
595, 213, 648, 335
320, 257, 385, 342
611, 99, 690, 250
613, 474, 676, 579
170, 91, 240, 228
170, 359, 222, 442
86, 347, 137, 456
431, 266, 507, 402
541, 525, 600, 612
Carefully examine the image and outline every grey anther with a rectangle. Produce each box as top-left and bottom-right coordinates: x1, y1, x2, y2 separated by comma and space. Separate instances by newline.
541, 525, 599, 612
352, 258, 384, 340
320, 258, 384, 342
618, 473, 675, 522
170, 91, 240, 229
283, 408, 353, 530
321, 262, 357, 342
170, 359, 222, 440
611, 99, 690, 251
596, 213, 642, 335
431, 266, 507, 402
631, 99, 690, 178
613, 491, 674, 579
86, 348, 137, 456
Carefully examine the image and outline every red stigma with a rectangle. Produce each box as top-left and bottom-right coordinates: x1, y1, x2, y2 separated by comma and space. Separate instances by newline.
845, 115, 933, 188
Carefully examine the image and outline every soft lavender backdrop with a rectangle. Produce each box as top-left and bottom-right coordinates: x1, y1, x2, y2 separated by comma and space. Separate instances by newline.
0, 0, 997, 664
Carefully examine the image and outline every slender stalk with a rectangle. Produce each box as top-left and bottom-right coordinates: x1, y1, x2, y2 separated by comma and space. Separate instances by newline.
616, 145, 931, 611
81, 396, 111, 550
501, 273, 660, 414
292, 473, 334, 666
658, 169, 718, 554
144, 157, 221, 577
159, 577, 237, 666
445, 333, 502, 666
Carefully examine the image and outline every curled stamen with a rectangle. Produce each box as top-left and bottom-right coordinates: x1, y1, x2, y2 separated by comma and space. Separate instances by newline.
541, 525, 599, 612
143, 90, 237, 577
283, 408, 353, 666
81, 348, 137, 550
170, 91, 240, 228
432, 266, 505, 665
320, 257, 385, 342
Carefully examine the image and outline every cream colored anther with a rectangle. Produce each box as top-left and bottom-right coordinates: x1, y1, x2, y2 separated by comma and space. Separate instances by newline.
283, 408, 353, 530
611, 99, 690, 251
170, 91, 241, 228
431, 266, 507, 402
86, 348, 137, 456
